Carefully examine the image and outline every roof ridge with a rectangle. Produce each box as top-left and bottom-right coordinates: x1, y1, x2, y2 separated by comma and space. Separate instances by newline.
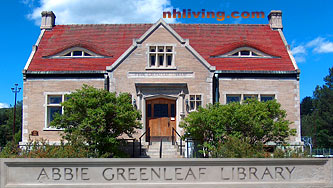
55, 23, 153, 26
53, 23, 269, 27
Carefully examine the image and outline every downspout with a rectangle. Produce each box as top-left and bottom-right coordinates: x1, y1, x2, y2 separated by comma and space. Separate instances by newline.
214, 74, 219, 103
104, 74, 110, 91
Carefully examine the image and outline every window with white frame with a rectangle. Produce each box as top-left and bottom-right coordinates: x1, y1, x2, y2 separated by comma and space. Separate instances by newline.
48, 47, 105, 59
243, 94, 258, 101
46, 94, 65, 128
231, 50, 259, 57
260, 94, 275, 102
212, 47, 275, 58
189, 95, 202, 111
226, 94, 241, 104
148, 46, 174, 68
63, 50, 93, 57
225, 94, 275, 104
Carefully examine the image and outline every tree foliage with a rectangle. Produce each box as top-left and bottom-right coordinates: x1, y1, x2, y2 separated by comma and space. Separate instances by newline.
50, 85, 141, 157
301, 66, 333, 148
0, 101, 22, 148
0, 140, 89, 158
180, 99, 295, 157
312, 67, 333, 147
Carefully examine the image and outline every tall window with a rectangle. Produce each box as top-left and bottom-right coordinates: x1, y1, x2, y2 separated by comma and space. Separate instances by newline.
46, 94, 65, 128
149, 46, 174, 68
189, 95, 202, 111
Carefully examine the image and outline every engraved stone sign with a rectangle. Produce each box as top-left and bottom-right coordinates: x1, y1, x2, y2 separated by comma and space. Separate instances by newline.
0, 158, 332, 188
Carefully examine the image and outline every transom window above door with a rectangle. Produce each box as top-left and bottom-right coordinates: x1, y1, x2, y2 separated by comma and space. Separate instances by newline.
147, 45, 175, 69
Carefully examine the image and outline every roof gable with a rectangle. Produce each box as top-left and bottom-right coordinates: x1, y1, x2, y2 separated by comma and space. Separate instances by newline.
106, 19, 215, 72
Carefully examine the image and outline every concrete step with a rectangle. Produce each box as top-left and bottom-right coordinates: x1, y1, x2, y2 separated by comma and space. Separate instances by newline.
140, 141, 183, 158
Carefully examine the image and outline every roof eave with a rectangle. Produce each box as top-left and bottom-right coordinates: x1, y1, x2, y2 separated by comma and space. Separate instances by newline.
25, 70, 107, 75
215, 70, 298, 74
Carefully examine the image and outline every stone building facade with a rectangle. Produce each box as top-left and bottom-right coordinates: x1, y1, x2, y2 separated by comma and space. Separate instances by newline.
21, 10, 301, 145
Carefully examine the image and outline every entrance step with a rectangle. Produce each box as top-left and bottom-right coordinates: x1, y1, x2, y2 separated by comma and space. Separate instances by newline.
143, 141, 183, 158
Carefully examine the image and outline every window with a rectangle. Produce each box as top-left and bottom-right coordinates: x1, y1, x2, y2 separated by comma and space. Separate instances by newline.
212, 47, 275, 58
46, 94, 66, 129
149, 46, 174, 68
48, 47, 105, 59
226, 94, 241, 104
261, 95, 275, 102
63, 50, 94, 57
154, 104, 169, 117
243, 94, 258, 101
231, 50, 259, 57
225, 94, 276, 104
189, 95, 202, 111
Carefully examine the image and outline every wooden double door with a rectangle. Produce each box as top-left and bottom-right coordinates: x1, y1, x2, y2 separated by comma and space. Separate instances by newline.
146, 98, 176, 141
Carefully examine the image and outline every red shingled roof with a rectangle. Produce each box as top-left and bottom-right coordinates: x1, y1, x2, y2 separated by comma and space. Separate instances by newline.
27, 23, 296, 72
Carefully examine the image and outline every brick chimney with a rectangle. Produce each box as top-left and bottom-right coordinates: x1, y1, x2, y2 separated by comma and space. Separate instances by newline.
268, 10, 282, 30
40, 11, 56, 30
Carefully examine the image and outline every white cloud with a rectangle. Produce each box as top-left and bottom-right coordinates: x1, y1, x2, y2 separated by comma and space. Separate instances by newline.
291, 45, 306, 55
294, 55, 306, 63
0, 103, 9, 108
291, 37, 333, 63
27, 0, 177, 25
306, 37, 333, 53
291, 45, 307, 63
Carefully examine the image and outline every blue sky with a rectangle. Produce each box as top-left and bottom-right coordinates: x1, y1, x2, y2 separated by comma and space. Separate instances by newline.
0, 0, 332, 108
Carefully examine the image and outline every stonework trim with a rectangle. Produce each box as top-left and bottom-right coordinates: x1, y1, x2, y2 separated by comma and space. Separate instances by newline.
23, 29, 45, 71
106, 19, 216, 72
184, 44, 216, 71
136, 19, 186, 45
1, 158, 332, 188
278, 29, 299, 71
128, 71, 194, 78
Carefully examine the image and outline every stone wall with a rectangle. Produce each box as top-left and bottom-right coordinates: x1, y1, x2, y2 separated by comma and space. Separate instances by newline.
0, 158, 332, 188
110, 26, 214, 137
22, 78, 104, 144
218, 77, 301, 143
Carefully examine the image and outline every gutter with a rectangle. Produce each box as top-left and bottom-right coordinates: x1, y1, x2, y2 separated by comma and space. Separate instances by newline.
215, 70, 298, 74
25, 70, 107, 75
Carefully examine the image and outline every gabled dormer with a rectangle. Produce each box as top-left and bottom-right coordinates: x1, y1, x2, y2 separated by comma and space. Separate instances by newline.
211, 46, 278, 59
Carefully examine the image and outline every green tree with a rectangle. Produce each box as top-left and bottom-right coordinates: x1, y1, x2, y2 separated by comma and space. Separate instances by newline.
0, 101, 22, 148
50, 85, 141, 157
312, 67, 333, 148
300, 97, 314, 137
180, 99, 295, 157
300, 96, 314, 116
